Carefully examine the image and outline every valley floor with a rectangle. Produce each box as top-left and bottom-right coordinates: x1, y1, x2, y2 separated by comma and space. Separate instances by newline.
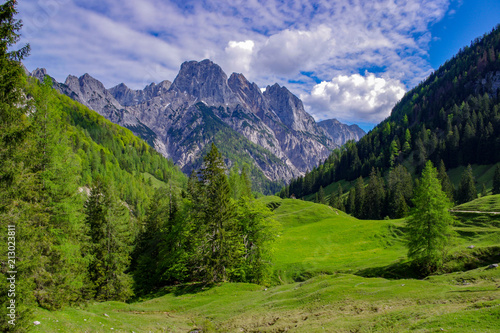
31, 196, 500, 332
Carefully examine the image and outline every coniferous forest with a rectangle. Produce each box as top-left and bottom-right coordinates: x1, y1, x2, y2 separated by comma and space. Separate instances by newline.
281, 25, 500, 220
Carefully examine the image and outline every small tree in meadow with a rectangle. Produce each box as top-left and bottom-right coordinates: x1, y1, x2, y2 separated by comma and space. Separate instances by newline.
406, 161, 454, 274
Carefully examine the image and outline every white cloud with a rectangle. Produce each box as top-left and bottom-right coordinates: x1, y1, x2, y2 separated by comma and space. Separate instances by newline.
224, 40, 255, 74
302, 73, 406, 123
256, 25, 335, 75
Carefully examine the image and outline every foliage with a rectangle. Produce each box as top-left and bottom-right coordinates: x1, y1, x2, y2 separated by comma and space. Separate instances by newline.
0, 2, 35, 330
405, 161, 454, 274
0, 11, 187, 323
132, 144, 278, 293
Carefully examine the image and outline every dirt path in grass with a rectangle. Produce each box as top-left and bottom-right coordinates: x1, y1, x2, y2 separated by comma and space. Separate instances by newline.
450, 210, 500, 215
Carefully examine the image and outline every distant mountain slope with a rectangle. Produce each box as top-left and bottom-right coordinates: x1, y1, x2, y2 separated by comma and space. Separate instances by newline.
318, 119, 366, 146
283, 25, 500, 201
30, 60, 365, 193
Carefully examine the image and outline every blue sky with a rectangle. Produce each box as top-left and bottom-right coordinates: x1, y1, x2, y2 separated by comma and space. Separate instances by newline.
18, 0, 499, 131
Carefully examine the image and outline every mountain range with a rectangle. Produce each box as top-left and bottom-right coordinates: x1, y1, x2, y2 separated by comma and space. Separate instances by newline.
30, 60, 365, 191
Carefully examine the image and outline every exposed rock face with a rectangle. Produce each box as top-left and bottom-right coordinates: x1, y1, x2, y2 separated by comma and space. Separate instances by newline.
318, 119, 366, 146
30, 60, 365, 186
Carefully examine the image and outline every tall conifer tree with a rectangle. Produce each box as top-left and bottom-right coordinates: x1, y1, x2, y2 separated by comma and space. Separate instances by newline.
493, 164, 500, 195
457, 165, 477, 204
406, 161, 454, 274
197, 143, 239, 283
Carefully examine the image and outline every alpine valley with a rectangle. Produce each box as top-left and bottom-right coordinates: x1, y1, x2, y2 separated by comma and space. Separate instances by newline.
3, 1, 500, 332
30, 60, 365, 193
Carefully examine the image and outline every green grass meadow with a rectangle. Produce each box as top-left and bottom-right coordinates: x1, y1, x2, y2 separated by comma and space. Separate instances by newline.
31, 196, 500, 332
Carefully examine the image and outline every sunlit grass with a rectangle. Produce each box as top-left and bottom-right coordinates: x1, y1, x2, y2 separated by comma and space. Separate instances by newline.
30, 196, 500, 332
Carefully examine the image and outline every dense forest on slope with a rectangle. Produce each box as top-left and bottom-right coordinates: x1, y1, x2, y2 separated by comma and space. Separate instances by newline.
0, 62, 187, 328
281, 25, 500, 219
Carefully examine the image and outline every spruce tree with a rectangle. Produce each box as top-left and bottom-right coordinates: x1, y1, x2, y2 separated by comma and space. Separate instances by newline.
493, 164, 500, 195
437, 160, 455, 203
457, 165, 477, 204
0, 2, 34, 330
388, 165, 413, 218
406, 161, 454, 274
84, 177, 133, 301
365, 168, 384, 219
318, 186, 326, 204
354, 176, 365, 218
196, 143, 239, 283
336, 184, 345, 211
240, 165, 253, 198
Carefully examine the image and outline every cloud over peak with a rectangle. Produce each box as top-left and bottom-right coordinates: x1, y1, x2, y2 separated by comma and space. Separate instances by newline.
302, 72, 406, 124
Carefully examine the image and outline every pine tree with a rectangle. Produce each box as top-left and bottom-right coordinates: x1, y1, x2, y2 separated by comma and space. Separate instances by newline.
84, 177, 133, 301
0, 2, 34, 330
387, 165, 413, 218
318, 186, 326, 204
228, 164, 241, 200
365, 168, 384, 219
346, 187, 356, 214
354, 176, 365, 218
406, 161, 454, 274
240, 165, 253, 198
196, 143, 239, 283
493, 164, 500, 195
481, 183, 487, 197
457, 165, 477, 204
437, 160, 454, 203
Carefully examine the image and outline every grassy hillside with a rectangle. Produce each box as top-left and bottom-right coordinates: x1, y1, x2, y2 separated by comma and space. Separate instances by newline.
29, 197, 500, 332
266, 197, 406, 283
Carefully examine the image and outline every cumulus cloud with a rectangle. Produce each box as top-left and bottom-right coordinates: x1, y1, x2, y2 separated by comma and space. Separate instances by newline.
224, 40, 255, 74
302, 73, 406, 123
256, 25, 335, 75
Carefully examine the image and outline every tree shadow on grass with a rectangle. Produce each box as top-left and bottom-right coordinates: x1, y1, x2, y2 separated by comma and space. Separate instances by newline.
355, 245, 500, 280
130, 282, 216, 302
354, 261, 424, 280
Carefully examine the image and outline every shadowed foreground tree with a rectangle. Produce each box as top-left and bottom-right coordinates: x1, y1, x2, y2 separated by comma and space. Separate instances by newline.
0, 1, 33, 331
406, 161, 454, 275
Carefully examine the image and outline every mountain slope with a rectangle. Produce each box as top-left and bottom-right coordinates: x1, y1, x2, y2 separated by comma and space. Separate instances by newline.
318, 119, 366, 146
31, 60, 365, 193
283, 25, 500, 207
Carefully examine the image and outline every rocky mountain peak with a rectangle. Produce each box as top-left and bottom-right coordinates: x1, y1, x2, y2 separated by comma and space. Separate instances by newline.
318, 119, 366, 146
228, 72, 267, 114
31, 68, 48, 82
64, 73, 123, 115
170, 59, 236, 105
263, 83, 318, 134
109, 80, 173, 107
